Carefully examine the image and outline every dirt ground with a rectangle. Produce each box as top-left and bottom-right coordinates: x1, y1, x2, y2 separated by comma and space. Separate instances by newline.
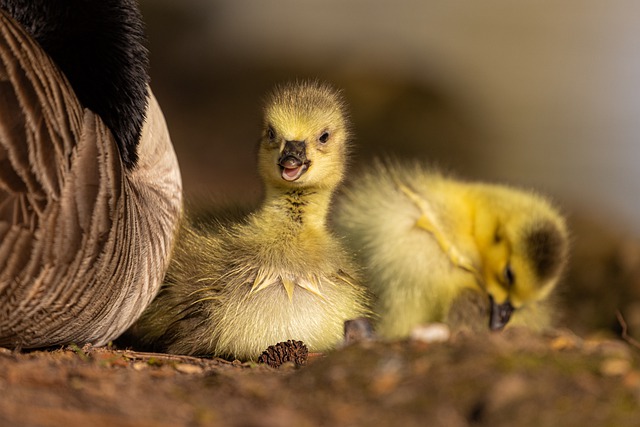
1, 327, 639, 427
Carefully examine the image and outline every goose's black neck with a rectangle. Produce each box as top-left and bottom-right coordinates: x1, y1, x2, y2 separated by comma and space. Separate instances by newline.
0, 0, 150, 168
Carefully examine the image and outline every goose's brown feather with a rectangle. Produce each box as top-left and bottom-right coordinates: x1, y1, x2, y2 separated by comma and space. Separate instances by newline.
0, 10, 182, 348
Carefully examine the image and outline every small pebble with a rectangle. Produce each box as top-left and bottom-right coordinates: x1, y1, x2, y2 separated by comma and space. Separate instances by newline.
132, 362, 148, 371
175, 363, 204, 374
410, 323, 451, 344
550, 333, 581, 351
343, 317, 375, 346
600, 358, 632, 377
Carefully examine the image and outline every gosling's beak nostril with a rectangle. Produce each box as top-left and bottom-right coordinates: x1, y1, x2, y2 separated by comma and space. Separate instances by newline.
278, 140, 310, 182
278, 140, 307, 166
489, 295, 514, 331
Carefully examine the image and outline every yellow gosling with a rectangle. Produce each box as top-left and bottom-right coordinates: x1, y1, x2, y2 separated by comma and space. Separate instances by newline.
334, 160, 569, 338
133, 81, 371, 360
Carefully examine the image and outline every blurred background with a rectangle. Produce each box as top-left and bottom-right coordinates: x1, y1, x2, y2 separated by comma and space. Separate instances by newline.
140, 0, 640, 338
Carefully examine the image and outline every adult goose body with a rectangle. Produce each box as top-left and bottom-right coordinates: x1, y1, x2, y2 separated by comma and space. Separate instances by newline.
0, 0, 182, 348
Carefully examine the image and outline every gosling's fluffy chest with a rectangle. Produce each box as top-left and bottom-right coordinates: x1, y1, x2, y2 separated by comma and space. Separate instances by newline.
210, 264, 362, 360
205, 206, 366, 360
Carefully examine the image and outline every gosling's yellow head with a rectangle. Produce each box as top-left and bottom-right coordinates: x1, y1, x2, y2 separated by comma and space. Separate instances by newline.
258, 80, 351, 192
470, 185, 569, 330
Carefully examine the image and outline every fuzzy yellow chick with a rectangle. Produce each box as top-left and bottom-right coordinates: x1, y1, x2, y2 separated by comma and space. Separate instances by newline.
131, 81, 371, 360
334, 160, 569, 338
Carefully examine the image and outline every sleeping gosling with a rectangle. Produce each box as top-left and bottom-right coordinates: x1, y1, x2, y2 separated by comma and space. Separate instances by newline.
334, 160, 569, 338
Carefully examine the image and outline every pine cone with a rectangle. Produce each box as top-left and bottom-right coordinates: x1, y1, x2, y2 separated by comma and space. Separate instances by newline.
258, 340, 308, 368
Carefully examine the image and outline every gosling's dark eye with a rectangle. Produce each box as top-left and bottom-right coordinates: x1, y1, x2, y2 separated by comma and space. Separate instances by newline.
503, 264, 515, 287
267, 126, 276, 141
319, 131, 330, 143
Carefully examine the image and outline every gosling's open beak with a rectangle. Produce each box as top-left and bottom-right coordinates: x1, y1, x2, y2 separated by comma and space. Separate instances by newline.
278, 140, 310, 182
489, 295, 514, 331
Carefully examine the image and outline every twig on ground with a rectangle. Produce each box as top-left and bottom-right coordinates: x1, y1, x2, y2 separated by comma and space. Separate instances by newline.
616, 310, 640, 350
119, 349, 245, 368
